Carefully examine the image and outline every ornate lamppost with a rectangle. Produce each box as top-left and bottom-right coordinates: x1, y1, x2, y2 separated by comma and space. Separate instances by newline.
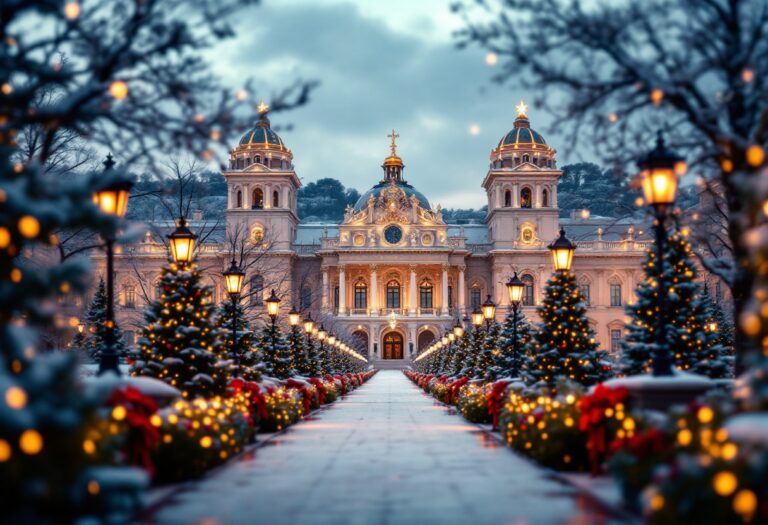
506, 272, 526, 377
481, 295, 497, 329
638, 131, 685, 376
317, 324, 327, 375
92, 154, 132, 375
548, 228, 576, 274
167, 216, 197, 267
223, 259, 245, 364
265, 289, 281, 359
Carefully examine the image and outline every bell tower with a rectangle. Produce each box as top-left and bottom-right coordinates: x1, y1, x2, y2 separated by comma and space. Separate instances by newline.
223, 102, 301, 251
482, 101, 561, 249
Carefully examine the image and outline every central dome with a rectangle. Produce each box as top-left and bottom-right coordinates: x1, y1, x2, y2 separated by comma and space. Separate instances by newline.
497, 100, 547, 148
353, 180, 431, 212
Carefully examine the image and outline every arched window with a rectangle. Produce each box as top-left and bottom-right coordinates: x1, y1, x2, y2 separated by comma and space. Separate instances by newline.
578, 276, 591, 306
123, 284, 137, 309
542, 189, 549, 207
419, 280, 433, 310
522, 154, 530, 163
521, 275, 534, 306
386, 280, 401, 309
252, 188, 263, 209
300, 286, 312, 310
354, 280, 367, 310
272, 189, 279, 208
520, 187, 532, 209
255, 155, 261, 164
418, 330, 436, 351
236, 190, 242, 208
470, 284, 482, 309
250, 275, 264, 306
246, 157, 251, 166
504, 190, 512, 207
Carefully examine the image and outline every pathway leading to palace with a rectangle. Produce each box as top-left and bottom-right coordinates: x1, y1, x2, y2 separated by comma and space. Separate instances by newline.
139, 371, 627, 525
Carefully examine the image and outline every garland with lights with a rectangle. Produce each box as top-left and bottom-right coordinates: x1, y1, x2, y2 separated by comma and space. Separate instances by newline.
131, 262, 228, 398
622, 231, 728, 377
526, 271, 610, 386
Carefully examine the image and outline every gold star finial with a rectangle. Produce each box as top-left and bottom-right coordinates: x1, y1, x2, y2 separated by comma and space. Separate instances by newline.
516, 99, 528, 118
257, 100, 269, 114
387, 129, 400, 156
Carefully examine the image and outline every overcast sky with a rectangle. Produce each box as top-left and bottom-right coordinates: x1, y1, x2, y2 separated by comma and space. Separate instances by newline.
212, 0, 580, 209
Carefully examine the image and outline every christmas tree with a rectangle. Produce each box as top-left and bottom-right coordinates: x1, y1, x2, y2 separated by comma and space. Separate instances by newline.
459, 328, 484, 378
492, 307, 535, 379
216, 301, 262, 381
305, 337, 323, 377
450, 331, 471, 377
132, 262, 228, 397
621, 231, 727, 377
527, 271, 609, 386
287, 324, 311, 376
478, 321, 501, 381
84, 278, 125, 362
696, 283, 734, 378
256, 323, 294, 379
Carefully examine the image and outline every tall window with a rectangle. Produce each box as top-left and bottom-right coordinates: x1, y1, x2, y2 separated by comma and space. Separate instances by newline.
610, 329, 622, 354
523, 154, 530, 163
354, 281, 367, 309
334, 286, 339, 310
471, 286, 482, 309
272, 190, 279, 208
252, 188, 264, 209
124, 285, 136, 309
419, 281, 433, 309
300, 286, 312, 310
250, 275, 264, 306
236, 190, 242, 208
504, 190, 512, 207
255, 155, 261, 164
579, 283, 591, 306
610, 283, 622, 307
386, 280, 401, 309
542, 189, 549, 207
520, 187, 532, 208
522, 275, 534, 306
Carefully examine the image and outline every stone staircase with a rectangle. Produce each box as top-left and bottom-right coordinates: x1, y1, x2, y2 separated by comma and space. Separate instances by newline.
373, 360, 410, 370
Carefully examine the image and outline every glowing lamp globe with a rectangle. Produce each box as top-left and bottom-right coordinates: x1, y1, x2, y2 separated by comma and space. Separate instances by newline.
265, 289, 281, 318
317, 325, 327, 341
223, 259, 245, 296
303, 313, 314, 333
448, 333, 456, 342
506, 272, 525, 305
441, 336, 449, 346
453, 320, 464, 338
288, 306, 301, 326
548, 228, 576, 272
328, 334, 337, 346
167, 216, 197, 265
481, 295, 497, 320
471, 308, 484, 327
638, 131, 685, 211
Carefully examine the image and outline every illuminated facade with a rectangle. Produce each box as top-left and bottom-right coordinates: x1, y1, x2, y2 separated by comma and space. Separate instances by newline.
106, 102, 654, 366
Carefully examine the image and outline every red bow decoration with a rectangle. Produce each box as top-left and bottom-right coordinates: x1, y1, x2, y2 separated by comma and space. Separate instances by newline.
578, 384, 629, 475
307, 377, 326, 405
228, 378, 268, 420
447, 377, 469, 405
105, 387, 160, 476
286, 379, 312, 415
487, 380, 511, 430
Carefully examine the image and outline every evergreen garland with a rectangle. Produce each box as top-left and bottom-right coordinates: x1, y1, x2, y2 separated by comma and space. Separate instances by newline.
131, 262, 228, 397
527, 271, 609, 386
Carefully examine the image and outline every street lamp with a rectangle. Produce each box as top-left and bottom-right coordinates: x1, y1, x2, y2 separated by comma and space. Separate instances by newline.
265, 289, 281, 366
548, 228, 576, 273
317, 324, 327, 375
471, 308, 484, 329
288, 306, 301, 327
638, 130, 685, 376
506, 272, 526, 378
453, 319, 464, 338
481, 295, 497, 328
223, 259, 245, 364
303, 313, 314, 334
92, 154, 132, 376
167, 216, 197, 266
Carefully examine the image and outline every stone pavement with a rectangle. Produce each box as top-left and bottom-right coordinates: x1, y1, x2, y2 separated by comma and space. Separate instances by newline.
139, 371, 628, 525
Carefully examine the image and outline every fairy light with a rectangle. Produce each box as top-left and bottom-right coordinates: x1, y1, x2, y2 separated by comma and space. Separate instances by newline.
109, 80, 129, 100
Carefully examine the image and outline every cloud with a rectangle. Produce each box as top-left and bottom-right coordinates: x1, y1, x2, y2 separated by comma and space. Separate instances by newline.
212, 0, 563, 210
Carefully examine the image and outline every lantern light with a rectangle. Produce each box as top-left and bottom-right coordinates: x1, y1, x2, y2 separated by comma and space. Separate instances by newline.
288, 306, 301, 326
471, 308, 484, 327
222, 259, 245, 296
265, 289, 281, 319
637, 131, 685, 212
303, 313, 314, 333
481, 295, 497, 320
506, 272, 525, 305
167, 216, 197, 265
448, 332, 456, 342
328, 334, 337, 346
317, 324, 327, 341
548, 228, 576, 272
92, 155, 132, 218
453, 319, 464, 338
441, 336, 449, 346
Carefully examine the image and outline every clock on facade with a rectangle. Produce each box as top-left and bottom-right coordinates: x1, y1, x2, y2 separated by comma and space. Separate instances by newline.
384, 225, 403, 245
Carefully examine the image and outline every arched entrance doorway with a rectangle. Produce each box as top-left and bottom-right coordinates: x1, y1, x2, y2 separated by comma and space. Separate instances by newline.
382, 332, 404, 360
418, 330, 436, 351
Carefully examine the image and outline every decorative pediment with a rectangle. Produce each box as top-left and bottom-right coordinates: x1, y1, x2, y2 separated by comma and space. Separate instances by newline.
244, 163, 270, 172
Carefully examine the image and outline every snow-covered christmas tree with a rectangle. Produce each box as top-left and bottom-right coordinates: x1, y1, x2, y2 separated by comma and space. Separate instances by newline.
216, 301, 262, 381
527, 271, 609, 386
306, 337, 323, 377
449, 331, 471, 377
459, 329, 484, 378
84, 278, 125, 362
478, 321, 501, 381
696, 283, 733, 378
492, 307, 535, 379
621, 231, 728, 377
256, 323, 294, 379
288, 324, 310, 376
132, 262, 228, 397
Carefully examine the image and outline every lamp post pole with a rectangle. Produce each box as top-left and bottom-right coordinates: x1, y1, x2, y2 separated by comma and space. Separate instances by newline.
506, 272, 525, 378
223, 259, 245, 365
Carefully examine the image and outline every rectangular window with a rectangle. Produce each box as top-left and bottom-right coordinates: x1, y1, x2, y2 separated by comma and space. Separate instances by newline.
448, 286, 453, 309
386, 286, 400, 309
471, 288, 481, 309
334, 286, 339, 310
522, 276, 534, 306
420, 286, 433, 309
250, 276, 264, 306
610, 329, 622, 354
125, 286, 136, 309
579, 284, 591, 306
300, 287, 312, 310
354, 286, 367, 309
610, 283, 622, 307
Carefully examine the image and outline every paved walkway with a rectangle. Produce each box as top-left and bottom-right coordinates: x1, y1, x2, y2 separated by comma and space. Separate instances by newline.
139, 371, 626, 525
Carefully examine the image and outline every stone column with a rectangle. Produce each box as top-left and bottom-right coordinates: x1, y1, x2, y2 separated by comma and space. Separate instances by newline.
321, 268, 329, 311
458, 265, 466, 314
495, 186, 502, 209
409, 324, 417, 359
441, 264, 449, 316
370, 265, 378, 315
512, 184, 519, 207
338, 265, 346, 315
409, 265, 417, 315
282, 186, 289, 210
264, 184, 271, 209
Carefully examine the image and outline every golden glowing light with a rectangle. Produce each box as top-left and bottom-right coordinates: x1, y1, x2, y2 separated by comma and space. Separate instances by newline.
257, 100, 269, 113
83, 439, 96, 454
650, 89, 664, 106
515, 99, 528, 118
677, 428, 692, 446
88, 480, 100, 495
18, 215, 40, 239
64, 1, 81, 19
109, 80, 129, 100
200, 436, 212, 448
0, 227, 10, 248
485, 52, 498, 66
19, 429, 43, 455
746, 145, 765, 167
0, 439, 10, 461
5, 386, 27, 409
712, 471, 738, 496
742, 69, 754, 83
697, 406, 714, 424
733, 489, 757, 518
112, 405, 127, 421
607, 113, 618, 123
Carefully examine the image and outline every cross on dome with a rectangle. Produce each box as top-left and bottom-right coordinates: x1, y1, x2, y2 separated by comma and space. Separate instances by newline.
515, 99, 528, 118
388, 129, 400, 156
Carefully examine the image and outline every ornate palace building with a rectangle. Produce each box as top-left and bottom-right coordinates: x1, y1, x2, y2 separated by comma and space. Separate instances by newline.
104, 101, 654, 367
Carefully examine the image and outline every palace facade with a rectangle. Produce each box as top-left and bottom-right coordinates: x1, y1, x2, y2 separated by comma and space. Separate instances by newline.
104, 102, 654, 367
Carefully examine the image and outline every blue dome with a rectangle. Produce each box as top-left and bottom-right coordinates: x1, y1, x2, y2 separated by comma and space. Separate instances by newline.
353, 180, 431, 212
239, 125, 285, 148
499, 125, 547, 147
